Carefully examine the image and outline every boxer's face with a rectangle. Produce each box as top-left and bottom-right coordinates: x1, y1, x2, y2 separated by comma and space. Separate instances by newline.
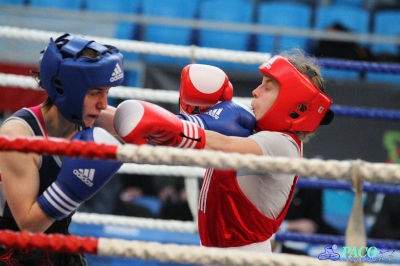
82, 86, 110, 126
251, 76, 279, 121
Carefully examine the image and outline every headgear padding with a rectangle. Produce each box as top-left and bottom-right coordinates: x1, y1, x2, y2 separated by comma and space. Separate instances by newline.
256, 56, 333, 133
40, 33, 124, 126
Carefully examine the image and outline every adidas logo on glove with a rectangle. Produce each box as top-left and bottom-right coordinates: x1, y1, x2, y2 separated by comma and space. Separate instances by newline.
204, 108, 223, 120
73, 168, 95, 187
110, 63, 123, 82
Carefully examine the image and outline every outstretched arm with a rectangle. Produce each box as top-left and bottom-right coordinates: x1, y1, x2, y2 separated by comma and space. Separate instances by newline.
114, 100, 258, 154
204, 130, 262, 155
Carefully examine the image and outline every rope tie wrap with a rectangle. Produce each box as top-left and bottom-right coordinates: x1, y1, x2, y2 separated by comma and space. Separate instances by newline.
345, 160, 366, 266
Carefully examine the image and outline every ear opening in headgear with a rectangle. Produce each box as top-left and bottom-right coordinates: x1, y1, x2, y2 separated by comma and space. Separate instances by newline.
55, 87, 64, 95
54, 79, 64, 95
289, 104, 307, 119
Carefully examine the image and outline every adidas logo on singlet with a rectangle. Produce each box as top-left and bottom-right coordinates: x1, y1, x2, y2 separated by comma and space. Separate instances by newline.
73, 168, 95, 187
204, 108, 223, 120
110, 63, 123, 82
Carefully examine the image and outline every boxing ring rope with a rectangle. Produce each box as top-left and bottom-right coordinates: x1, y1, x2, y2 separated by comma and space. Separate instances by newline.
318, 58, 400, 74
2, 230, 391, 266
3, 129, 400, 255
0, 136, 399, 263
2, 25, 400, 71
71, 212, 400, 250
0, 25, 271, 64
1, 27, 400, 264
1, 136, 400, 184
2, 73, 400, 122
0, 73, 398, 264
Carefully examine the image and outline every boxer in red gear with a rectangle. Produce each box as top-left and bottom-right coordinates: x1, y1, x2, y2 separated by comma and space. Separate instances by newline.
115, 49, 334, 254
198, 51, 333, 253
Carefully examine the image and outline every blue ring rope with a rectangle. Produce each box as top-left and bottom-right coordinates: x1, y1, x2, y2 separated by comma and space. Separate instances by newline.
275, 232, 400, 250
297, 178, 400, 195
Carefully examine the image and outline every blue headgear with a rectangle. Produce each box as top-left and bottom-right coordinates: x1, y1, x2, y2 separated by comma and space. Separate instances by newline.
39, 33, 124, 126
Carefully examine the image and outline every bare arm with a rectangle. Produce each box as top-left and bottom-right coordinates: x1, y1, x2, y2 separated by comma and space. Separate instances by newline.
204, 130, 263, 155
0, 121, 54, 232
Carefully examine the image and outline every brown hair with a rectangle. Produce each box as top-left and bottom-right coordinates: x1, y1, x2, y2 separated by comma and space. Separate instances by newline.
279, 48, 326, 142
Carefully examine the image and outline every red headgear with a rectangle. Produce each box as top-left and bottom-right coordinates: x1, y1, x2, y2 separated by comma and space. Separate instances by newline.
256, 55, 334, 133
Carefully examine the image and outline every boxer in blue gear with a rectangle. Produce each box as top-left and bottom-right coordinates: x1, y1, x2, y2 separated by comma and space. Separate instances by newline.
0, 33, 124, 266
37, 127, 122, 220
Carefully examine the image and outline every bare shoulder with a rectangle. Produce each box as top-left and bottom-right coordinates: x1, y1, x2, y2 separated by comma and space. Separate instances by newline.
0, 118, 33, 137
0, 118, 40, 172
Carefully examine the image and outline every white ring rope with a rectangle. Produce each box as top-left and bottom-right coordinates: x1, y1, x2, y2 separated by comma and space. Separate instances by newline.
0, 73, 253, 106
0, 26, 271, 64
96, 238, 385, 266
1, 73, 400, 184
73, 212, 197, 233
116, 144, 400, 184
119, 163, 205, 178
70, 212, 388, 266
69, 209, 392, 266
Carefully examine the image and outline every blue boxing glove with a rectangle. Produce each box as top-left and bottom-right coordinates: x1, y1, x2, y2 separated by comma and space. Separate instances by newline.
177, 100, 255, 137
37, 127, 122, 220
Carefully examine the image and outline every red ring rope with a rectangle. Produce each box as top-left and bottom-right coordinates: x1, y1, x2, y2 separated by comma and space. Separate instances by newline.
0, 136, 118, 160
0, 230, 98, 254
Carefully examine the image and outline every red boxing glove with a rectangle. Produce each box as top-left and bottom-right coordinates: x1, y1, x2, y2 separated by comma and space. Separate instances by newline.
114, 100, 206, 149
179, 64, 233, 115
